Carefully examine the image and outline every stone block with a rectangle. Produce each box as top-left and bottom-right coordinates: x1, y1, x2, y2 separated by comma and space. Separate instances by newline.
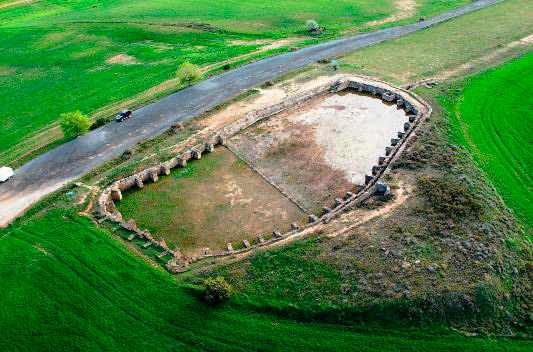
204, 248, 210, 256
257, 235, 265, 244
322, 207, 332, 215
385, 146, 392, 156
205, 143, 215, 153
290, 223, 300, 231
160, 164, 170, 176
381, 92, 396, 102
243, 240, 251, 248
227, 243, 233, 252
158, 250, 169, 258
142, 241, 152, 249
335, 198, 343, 207
396, 98, 404, 106
376, 182, 390, 195
111, 188, 122, 202
217, 134, 227, 145
308, 214, 319, 223
344, 191, 355, 200
135, 177, 144, 189
192, 149, 202, 160
391, 138, 399, 146
127, 233, 136, 241
365, 175, 373, 185
378, 156, 386, 165
408, 115, 417, 123
372, 165, 380, 176
273, 230, 283, 238
177, 157, 187, 167
397, 131, 405, 138
149, 171, 158, 183
403, 122, 411, 131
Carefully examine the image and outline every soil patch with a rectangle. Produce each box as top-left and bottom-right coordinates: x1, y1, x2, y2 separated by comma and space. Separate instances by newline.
228, 89, 409, 213
116, 147, 307, 257
106, 54, 141, 65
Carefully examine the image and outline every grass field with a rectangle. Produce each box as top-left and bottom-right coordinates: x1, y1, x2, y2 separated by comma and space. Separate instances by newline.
1, 209, 531, 351
340, 0, 533, 84
439, 54, 533, 229
116, 147, 307, 255
0, 0, 471, 165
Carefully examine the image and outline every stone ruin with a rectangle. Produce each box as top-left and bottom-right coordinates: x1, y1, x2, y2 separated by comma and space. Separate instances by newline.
97, 74, 432, 273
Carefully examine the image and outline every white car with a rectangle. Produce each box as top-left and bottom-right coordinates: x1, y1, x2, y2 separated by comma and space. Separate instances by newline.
0, 166, 14, 183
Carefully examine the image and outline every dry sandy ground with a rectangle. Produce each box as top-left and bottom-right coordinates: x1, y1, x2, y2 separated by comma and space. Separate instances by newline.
228, 89, 408, 213
367, 0, 417, 27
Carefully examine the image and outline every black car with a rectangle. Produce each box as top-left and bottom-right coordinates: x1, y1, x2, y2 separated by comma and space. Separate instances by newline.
115, 109, 132, 122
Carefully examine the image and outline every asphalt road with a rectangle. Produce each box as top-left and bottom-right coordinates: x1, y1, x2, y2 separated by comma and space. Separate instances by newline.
0, 0, 502, 226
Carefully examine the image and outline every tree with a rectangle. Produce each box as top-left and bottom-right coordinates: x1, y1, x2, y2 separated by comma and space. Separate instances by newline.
176, 61, 201, 85
306, 19, 318, 33
59, 111, 91, 139
203, 276, 231, 304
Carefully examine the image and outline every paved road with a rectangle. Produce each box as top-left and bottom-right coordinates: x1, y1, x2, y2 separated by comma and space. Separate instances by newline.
0, 0, 502, 226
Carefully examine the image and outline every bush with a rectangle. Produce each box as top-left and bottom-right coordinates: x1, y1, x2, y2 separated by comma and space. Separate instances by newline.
176, 61, 201, 85
203, 276, 231, 304
306, 19, 318, 32
90, 117, 107, 130
59, 111, 91, 139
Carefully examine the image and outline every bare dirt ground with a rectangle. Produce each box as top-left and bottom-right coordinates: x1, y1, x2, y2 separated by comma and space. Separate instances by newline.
367, 0, 417, 27
227, 88, 409, 213
105, 54, 141, 65
116, 147, 307, 257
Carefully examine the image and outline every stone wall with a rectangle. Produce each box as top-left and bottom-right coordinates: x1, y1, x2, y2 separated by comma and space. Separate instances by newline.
97, 74, 431, 273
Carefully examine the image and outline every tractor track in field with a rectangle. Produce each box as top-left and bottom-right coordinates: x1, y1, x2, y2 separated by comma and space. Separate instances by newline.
0, 0, 503, 226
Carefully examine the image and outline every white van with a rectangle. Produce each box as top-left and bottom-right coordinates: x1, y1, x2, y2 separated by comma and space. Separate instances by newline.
0, 166, 14, 183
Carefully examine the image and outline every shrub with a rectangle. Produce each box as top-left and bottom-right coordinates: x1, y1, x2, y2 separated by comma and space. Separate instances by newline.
90, 117, 107, 130
306, 19, 318, 32
223, 64, 231, 71
176, 61, 201, 85
417, 176, 483, 219
203, 276, 231, 304
59, 111, 91, 139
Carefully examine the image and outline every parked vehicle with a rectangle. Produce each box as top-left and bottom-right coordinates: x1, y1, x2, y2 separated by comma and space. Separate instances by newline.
115, 109, 132, 122
0, 166, 14, 183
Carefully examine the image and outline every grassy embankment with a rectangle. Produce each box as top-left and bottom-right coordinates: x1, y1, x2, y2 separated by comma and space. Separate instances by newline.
0, 0, 471, 165
1, 209, 532, 351
438, 54, 532, 230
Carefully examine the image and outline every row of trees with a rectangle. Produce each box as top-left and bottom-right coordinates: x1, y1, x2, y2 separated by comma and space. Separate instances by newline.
58, 61, 202, 139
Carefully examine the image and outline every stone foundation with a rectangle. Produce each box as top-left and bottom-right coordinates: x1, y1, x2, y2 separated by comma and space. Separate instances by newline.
97, 74, 431, 273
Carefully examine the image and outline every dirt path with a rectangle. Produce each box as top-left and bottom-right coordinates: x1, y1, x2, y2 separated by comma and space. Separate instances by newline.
229, 183, 411, 262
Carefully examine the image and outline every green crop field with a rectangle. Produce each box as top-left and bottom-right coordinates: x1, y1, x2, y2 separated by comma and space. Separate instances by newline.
1, 210, 531, 351
439, 54, 533, 229
0, 0, 470, 165
340, 0, 533, 84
